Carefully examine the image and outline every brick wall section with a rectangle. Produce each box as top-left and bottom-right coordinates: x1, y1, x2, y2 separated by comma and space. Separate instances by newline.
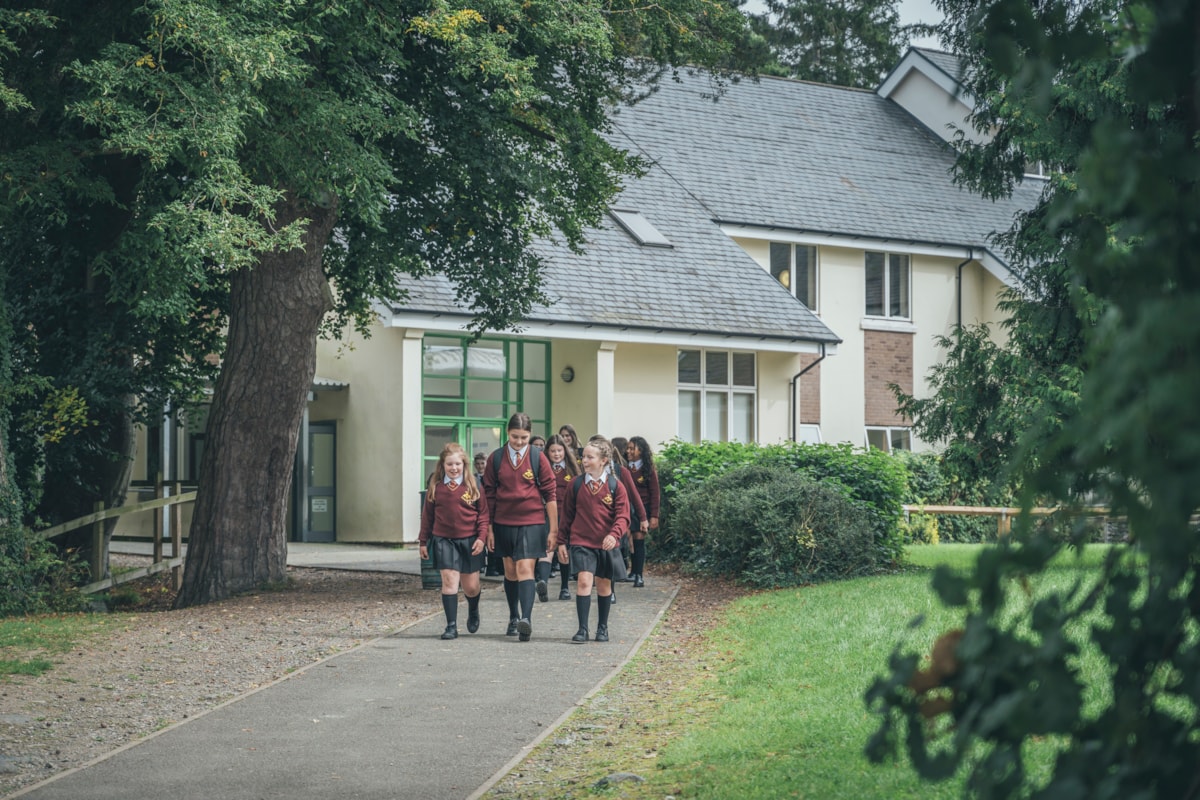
795, 354, 822, 425
864, 330, 913, 426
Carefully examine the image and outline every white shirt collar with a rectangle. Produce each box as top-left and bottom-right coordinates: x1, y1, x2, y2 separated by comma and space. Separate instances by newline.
585, 472, 605, 484
443, 474, 461, 486
508, 444, 527, 459
628, 459, 642, 470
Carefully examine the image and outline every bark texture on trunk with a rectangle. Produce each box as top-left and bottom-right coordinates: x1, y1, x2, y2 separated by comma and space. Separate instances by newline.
176, 198, 336, 608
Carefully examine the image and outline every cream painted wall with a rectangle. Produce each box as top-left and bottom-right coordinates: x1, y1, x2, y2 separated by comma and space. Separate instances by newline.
311, 322, 409, 543
611, 344, 680, 450
757, 350, 803, 444
889, 70, 976, 144
813, 245, 867, 447
551, 338, 600, 439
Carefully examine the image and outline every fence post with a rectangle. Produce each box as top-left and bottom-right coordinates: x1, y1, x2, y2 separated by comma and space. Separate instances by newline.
998, 510, 1011, 537
152, 472, 164, 565
91, 500, 105, 583
171, 481, 184, 591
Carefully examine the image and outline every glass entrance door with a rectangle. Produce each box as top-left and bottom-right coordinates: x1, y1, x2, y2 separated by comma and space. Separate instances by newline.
305, 422, 336, 542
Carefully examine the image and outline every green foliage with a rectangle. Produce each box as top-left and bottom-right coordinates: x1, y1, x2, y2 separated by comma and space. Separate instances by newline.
671, 464, 880, 586
0, 526, 86, 617
893, 450, 998, 543
0, 657, 53, 677
746, 0, 915, 87
867, 1, 1200, 797
657, 440, 907, 577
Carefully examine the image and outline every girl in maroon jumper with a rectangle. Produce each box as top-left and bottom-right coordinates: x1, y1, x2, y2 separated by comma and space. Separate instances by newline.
419, 443, 488, 640
558, 423, 584, 461
624, 436, 661, 588
545, 434, 581, 600
483, 413, 558, 642
557, 437, 630, 643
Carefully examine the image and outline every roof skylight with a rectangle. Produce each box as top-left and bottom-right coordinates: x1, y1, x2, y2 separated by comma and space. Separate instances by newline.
609, 208, 673, 248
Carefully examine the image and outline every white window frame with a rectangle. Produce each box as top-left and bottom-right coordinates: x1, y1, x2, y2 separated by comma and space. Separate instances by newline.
864, 251, 911, 320
865, 426, 912, 453
769, 242, 819, 312
677, 349, 757, 443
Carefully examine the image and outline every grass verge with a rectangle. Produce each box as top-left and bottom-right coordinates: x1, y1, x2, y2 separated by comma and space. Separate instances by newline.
489, 544, 1115, 799
0, 613, 123, 678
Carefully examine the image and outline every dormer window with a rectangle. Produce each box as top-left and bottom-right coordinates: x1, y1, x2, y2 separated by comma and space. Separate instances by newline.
769, 242, 818, 312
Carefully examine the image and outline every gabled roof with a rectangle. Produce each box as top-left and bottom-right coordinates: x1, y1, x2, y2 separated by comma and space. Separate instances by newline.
611, 68, 1041, 271
388, 158, 840, 347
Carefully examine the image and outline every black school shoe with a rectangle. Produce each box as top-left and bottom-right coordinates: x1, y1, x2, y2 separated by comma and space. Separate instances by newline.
517, 618, 532, 642
536, 579, 548, 603
558, 588, 571, 601
594, 625, 609, 642
633, 573, 644, 588
441, 623, 458, 640
572, 627, 588, 643
467, 611, 480, 634
506, 618, 520, 636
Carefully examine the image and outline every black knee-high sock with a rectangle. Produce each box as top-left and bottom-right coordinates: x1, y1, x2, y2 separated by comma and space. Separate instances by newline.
504, 579, 518, 619
466, 592, 480, 614
576, 594, 592, 630
560, 562, 571, 591
441, 593, 458, 626
597, 593, 612, 627
518, 579, 536, 620
536, 560, 552, 583
632, 539, 646, 576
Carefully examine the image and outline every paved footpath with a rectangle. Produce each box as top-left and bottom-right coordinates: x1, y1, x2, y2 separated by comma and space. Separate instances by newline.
12, 544, 678, 800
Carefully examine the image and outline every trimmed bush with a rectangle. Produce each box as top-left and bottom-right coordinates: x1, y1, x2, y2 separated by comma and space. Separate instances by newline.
892, 450, 999, 543
657, 440, 907, 568
670, 464, 879, 587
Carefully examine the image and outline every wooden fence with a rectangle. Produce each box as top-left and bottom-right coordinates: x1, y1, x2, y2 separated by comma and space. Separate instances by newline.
902, 504, 1112, 537
34, 483, 197, 595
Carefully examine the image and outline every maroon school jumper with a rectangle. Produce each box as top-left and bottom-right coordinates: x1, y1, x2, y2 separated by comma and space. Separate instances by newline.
560, 475, 630, 550
614, 464, 647, 526
551, 463, 577, 523
627, 462, 661, 521
483, 447, 556, 527
419, 480, 489, 547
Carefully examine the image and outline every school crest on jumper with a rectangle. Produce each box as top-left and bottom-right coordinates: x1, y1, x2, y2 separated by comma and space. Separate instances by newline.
523, 468, 534, 481
602, 493, 613, 505
637, 475, 645, 484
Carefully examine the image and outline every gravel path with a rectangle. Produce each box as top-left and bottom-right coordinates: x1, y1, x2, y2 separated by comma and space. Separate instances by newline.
0, 565, 439, 798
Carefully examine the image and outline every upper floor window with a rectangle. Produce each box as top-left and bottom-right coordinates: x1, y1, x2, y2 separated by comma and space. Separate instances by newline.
677, 349, 756, 443
770, 242, 818, 312
866, 426, 912, 453
865, 251, 910, 319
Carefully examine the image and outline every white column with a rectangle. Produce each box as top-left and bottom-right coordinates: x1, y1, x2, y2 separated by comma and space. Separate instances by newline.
595, 341, 618, 435
401, 328, 425, 544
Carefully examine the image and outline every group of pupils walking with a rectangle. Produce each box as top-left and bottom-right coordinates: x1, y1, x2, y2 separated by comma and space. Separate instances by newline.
418, 413, 660, 644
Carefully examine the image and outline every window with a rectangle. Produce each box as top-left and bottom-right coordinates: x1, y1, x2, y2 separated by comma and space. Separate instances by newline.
609, 208, 673, 247
866, 427, 912, 453
678, 349, 756, 443
865, 251, 910, 319
769, 242, 818, 311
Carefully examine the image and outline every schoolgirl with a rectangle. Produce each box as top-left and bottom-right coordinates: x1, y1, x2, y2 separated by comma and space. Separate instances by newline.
483, 412, 558, 642
558, 423, 584, 461
591, 435, 647, 601
625, 436, 661, 588
543, 434, 581, 601
557, 437, 630, 643
419, 443, 488, 640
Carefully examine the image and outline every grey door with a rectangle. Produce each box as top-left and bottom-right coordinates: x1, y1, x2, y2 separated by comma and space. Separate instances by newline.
305, 422, 336, 542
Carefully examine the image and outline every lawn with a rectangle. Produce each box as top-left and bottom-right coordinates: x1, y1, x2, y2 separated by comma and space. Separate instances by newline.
0, 612, 122, 678
622, 544, 1115, 799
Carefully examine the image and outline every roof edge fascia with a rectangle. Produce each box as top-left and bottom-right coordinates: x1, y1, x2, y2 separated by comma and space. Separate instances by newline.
719, 223, 1017, 288
377, 311, 840, 355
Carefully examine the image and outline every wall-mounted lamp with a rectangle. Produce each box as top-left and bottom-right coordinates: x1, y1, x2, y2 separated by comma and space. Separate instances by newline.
560, 366, 575, 383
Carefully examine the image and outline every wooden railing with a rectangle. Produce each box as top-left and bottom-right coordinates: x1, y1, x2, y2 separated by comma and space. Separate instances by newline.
902, 504, 1111, 537
35, 483, 197, 595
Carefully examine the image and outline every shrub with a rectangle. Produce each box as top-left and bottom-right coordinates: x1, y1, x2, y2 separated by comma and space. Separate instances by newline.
671, 464, 880, 587
0, 524, 86, 617
892, 450, 998, 543
658, 440, 907, 567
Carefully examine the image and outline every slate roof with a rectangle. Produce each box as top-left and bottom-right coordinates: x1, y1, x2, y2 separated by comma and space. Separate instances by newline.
608, 69, 1042, 263
391, 64, 1042, 341
913, 47, 967, 83
391, 159, 840, 344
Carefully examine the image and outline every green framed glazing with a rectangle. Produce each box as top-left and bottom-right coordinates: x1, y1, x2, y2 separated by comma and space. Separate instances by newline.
420, 335, 551, 475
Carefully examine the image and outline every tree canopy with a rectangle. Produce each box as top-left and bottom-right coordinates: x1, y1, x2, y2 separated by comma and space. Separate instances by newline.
867, 0, 1200, 796
0, 0, 748, 606
746, 0, 915, 88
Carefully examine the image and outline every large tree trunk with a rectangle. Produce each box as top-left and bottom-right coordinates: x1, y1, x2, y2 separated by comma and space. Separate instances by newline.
175, 198, 337, 608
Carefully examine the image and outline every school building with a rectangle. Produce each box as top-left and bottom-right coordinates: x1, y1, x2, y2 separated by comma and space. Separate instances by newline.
124, 48, 1044, 545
